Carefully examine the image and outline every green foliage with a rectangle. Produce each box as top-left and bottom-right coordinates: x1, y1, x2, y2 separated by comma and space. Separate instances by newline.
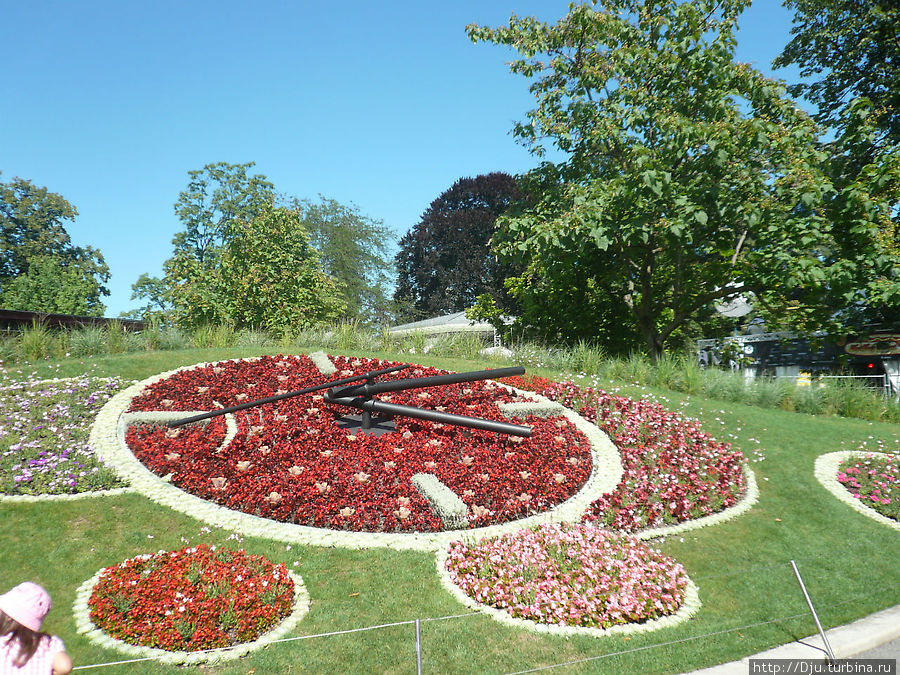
468, 0, 900, 359
152, 165, 381, 332
394, 173, 524, 320
0, 174, 109, 314
161, 162, 276, 328
297, 196, 396, 325
2, 255, 108, 316
171, 161, 275, 265
775, 0, 900, 150
128, 273, 170, 321
218, 207, 346, 332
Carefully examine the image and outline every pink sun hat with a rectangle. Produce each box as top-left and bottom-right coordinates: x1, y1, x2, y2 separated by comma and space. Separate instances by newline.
0, 582, 52, 632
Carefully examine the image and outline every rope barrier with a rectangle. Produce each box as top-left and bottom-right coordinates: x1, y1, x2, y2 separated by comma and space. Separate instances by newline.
502, 584, 900, 675
503, 611, 814, 675
68, 583, 898, 672
71, 612, 480, 670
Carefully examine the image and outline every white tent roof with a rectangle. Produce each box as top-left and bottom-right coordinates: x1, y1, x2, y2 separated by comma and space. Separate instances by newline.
389, 311, 503, 335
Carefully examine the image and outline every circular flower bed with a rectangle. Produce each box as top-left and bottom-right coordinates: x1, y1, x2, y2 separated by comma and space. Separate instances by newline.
502, 376, 747, 532
814, 450, 900, 533
87, 544, 294, 652
123, 355, 595, 532
441, 523, 698, 634
837, 453, 899, 521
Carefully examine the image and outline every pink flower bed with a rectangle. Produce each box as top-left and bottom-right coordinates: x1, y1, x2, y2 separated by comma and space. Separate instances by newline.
837, 453, 899, 521
502, 376, 746, 532
126, 356, 593, 532
445, 523, 689, 628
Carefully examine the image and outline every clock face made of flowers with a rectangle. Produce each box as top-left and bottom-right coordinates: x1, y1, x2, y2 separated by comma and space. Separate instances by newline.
122, 354, 608, 534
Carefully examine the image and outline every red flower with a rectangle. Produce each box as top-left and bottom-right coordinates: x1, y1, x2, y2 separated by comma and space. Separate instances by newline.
126, 355, 594, 532
88, 545, 294, 652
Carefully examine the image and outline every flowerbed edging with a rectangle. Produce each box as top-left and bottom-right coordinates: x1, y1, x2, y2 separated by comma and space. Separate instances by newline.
634, 463, 759, 541
88, 359, 624, 552
0, 487, 133, 504
814, 451, 900, 533
434, 542, 701, 638
72, 566, 309, 665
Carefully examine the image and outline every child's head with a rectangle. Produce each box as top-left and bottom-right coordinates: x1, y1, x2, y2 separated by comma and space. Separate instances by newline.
0, 583, 53, 667
0, 582, 52, 633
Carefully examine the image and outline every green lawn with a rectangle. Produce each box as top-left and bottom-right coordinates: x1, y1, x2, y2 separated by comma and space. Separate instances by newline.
3, 348, 899, 674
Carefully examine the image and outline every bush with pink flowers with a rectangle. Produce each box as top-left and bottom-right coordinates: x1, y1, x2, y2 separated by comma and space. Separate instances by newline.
444, 523, 690, 628
837, 453, 899, 521
502, 375, 746, 532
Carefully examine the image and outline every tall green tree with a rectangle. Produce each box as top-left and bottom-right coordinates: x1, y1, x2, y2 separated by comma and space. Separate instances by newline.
172, 161, 275, 264
394, 172, 523, 319
0, 174, 109, 315
127, 273, 171, 321
163, 162, 276, 327
468, 0, 900, 359
775, 0, 900, 150
295, 196, 395, 325
219, 207, 346, 332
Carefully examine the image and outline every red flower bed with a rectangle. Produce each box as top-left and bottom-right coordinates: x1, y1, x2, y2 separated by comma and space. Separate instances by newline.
88, 545, 294, 651
126, 356, 594, 532
502, 376, 746, 532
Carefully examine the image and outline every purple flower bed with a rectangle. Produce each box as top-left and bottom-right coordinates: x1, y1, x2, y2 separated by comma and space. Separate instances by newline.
0, 375, 126, 495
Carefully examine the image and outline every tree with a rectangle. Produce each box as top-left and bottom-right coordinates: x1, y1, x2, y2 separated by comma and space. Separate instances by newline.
0, 174, 109, 315
295, 196, 395, 325
218, 207, 346, 332
394, 172, 523, 318
3, 256, 108, 315
172, 161, 275, 264
163, 162, 276, 327
775, 0, 900, 150
127, 273, 171, 320
468, 0, 900, 359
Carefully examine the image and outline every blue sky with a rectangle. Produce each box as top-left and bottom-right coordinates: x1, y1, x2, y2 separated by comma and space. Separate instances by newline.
1, 0, 802, 317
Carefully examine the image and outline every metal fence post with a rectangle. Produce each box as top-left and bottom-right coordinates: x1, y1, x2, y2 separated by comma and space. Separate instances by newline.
790, 560, 836, 663
415, 618, 423, 675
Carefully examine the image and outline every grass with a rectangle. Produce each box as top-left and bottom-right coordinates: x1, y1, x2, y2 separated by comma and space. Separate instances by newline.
2, 348, 900, 673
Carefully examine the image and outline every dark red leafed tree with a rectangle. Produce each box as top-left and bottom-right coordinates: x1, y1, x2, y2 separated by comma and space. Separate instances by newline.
394, 172, 523, 319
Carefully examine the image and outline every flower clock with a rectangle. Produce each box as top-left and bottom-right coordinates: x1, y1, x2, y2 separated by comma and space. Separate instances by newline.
74, 544, 310, 664
122, 355, 599, 533
87, 353, 759, 642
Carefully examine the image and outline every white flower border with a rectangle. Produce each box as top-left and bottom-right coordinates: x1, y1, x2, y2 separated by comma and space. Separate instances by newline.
815, 451, 900, 533
0, 487, 133, 504
1, 376, 133, 504
72, 564, 309, 665
434, 542, 701, 638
